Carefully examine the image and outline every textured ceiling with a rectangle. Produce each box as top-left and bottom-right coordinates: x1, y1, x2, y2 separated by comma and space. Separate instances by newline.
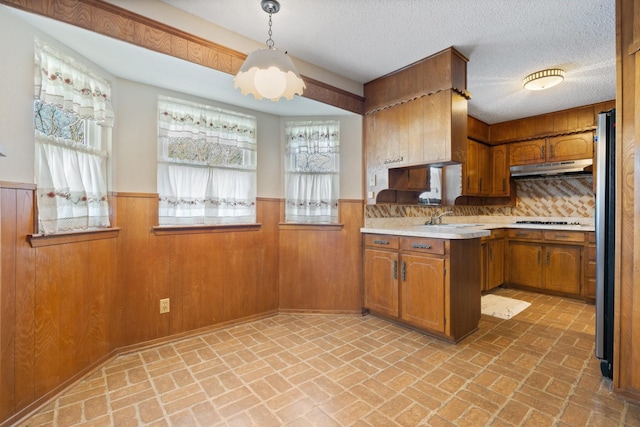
162, 0, 616, 124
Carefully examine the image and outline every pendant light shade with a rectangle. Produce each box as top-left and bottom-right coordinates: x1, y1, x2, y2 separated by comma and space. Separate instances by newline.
234, 48, 305, 101
233, 0, 305, 101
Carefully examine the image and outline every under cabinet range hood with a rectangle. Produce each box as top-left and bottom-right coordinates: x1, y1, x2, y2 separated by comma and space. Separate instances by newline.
509, 158, 593, 178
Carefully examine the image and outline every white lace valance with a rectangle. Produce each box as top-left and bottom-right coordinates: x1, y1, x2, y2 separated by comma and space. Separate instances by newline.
34, 40, 114, 127
158, 96, 256, 169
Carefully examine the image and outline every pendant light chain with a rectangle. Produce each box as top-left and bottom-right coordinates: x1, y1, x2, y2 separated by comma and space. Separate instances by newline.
266, 11, 275, 49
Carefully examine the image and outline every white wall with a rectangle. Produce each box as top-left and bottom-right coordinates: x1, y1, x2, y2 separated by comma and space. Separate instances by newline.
0, 7, 44, 183
0, 5, 363, 200
115, 78, 285, 196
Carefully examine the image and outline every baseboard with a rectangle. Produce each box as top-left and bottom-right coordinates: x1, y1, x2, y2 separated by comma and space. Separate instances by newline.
278, 308, 363, 316
2, 350, 117, 427
4, 311, 280, 427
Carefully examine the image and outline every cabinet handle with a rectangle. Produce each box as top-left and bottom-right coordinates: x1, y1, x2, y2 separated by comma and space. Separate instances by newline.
467, 176, 470, 190
516, 232, 529, 237
554, 234, 569, 239
480, 178, 483, 191
393, 260, 397, 280
550, 145, 554, 158
541, 146, 545, 159
537, 250, 541, 264
489, 246, 493, 261
411, 243, 431, 249
502, 178, 506, 191
373, 239, 389, 245
402, 261, 406, 282
546, 251, 550, 265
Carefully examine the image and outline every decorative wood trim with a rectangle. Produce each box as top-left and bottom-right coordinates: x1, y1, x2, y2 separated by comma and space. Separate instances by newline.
152, 223, 261, 235
0, 0, 364, 115
27, 228, 120, 247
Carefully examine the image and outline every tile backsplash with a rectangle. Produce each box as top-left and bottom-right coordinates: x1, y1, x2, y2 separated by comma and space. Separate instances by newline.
365, 175, 594, 219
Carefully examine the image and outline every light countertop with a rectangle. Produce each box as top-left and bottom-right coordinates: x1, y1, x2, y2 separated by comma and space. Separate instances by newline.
361, 216, 595, 239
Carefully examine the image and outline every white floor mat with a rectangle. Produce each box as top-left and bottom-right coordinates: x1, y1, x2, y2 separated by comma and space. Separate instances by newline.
481, 294, 531, 320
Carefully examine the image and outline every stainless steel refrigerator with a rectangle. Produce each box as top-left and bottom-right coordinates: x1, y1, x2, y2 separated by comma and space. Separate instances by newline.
595, 108, 615, 379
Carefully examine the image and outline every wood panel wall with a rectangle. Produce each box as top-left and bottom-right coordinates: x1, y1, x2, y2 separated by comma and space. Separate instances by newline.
0, 189, 365, 426
615, 0, 640, 401
111, 194, 281, 348
0, 0, 364, 115
1, 183, 117, 425
278, 200, 364, 313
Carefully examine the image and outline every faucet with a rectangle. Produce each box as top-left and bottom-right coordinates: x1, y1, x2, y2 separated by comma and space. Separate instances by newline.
426, 211, 453, 225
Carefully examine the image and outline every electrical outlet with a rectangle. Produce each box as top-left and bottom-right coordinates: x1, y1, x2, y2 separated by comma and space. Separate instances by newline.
160, 298, 170, 314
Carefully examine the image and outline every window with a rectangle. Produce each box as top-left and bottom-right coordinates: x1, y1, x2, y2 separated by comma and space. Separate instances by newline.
34, 41, 113, 235
157, 97, 257, 225
285, 120, 340, 223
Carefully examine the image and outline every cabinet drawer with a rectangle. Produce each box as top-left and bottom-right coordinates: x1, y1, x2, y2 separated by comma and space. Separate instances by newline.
364, 234, 399, 249
508, 229, 543, 240
543, 231, 585, 243
490, 229, 506, 239
481, 228, 506, 242
401, 237, 445, 255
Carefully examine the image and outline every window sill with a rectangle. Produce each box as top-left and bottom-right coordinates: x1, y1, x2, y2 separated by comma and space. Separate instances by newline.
28, 228, 121, 248
152, 223, 262, 236
278, 223, 344, 231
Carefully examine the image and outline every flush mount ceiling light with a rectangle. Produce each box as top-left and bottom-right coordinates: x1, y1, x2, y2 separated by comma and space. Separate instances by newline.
523, 68, 565, 91
233, 0, 305, 101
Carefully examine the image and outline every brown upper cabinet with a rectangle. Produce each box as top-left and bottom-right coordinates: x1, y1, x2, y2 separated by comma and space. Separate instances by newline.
364, 47, 469, 204
509, 131, 594, 166
463, 139, 490, 196
490, 145, 510, 197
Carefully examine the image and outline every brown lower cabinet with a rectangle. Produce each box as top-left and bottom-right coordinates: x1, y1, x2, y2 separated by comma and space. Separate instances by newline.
363, 233, 481, 342
481, 229, 506, 291
507, 229, 592, 300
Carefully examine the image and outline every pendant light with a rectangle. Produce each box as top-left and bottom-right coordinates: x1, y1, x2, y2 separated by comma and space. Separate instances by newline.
234, 0, 305, 101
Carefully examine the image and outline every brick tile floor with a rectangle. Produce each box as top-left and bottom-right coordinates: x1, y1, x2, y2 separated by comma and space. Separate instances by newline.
18, 288, 640, 426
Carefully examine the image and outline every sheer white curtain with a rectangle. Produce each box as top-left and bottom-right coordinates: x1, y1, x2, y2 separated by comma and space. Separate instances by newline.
157, 97, 257, 225
285, 121, 340, 223
34, 41, 112, 235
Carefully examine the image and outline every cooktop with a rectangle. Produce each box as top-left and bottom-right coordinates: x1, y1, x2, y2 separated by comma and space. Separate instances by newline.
514, 220, 581, 225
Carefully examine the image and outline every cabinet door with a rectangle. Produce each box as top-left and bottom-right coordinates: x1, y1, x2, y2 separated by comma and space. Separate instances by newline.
400, 254, 445, 332
478, 143, 490, 195
547, 131, 594, 162
509, 139, 546, 166
486, 239, 505, 290
464, 140, 490, 196
508, 242, 543, 288
544, 245, 581, 294
364, 249, 399, 317
491, 145, 510, 196
464, 139, 480, 195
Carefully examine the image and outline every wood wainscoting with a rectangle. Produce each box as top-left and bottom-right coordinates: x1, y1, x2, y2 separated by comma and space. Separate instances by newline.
0, 186, 365, 426
278, 200, 364, 314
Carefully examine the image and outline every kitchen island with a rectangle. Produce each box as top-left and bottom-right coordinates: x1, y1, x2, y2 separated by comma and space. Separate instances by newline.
361, 218, 596, 342
361, 225, 490, 342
